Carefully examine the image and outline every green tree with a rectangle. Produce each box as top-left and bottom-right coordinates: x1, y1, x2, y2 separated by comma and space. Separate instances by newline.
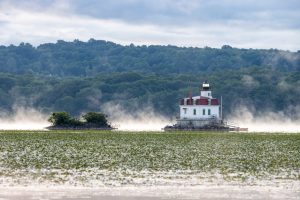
48, 112, 72, 126
82, 112, 109, 126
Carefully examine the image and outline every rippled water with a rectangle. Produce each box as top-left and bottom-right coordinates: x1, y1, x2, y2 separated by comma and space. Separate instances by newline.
0, 131, 299, 199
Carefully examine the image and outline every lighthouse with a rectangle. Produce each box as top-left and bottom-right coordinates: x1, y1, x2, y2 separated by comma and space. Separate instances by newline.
179, 81, 220, 121
165, 81, 226, 130
164, 81, 248, 131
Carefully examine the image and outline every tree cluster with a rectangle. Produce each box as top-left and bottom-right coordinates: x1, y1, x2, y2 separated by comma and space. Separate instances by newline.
48, 112, 111, 129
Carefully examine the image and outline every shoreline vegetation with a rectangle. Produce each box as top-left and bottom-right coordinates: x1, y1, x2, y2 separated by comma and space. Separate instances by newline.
46, 111, 115, 130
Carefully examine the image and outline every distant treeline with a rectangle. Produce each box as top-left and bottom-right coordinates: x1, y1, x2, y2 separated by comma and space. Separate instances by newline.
0, 39, 299, 76
0, 68, 299, 118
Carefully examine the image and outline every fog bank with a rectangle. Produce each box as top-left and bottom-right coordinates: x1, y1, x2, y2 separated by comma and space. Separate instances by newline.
102, 103, 172, 131
228, 106, 300, 132
0, 105, 299, 132
0, 107, 49, 130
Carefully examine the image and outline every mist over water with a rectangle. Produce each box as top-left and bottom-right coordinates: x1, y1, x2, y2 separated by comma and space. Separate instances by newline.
104, 104, 300, 132
0, 105, 299, 132
228, 106, 300, 132
0, 107, 49, 130
0, 105, 171, 131
102, 103, 172, 131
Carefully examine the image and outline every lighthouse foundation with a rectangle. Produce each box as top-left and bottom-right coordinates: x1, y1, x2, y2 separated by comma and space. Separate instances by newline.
177, 118, 221, 128
164, 118, 230, 131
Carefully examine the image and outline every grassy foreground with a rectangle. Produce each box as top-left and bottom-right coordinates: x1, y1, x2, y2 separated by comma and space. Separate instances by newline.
0, 130, 299, 186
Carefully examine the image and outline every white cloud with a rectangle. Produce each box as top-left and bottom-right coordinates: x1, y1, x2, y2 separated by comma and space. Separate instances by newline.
0, 0, 299, 51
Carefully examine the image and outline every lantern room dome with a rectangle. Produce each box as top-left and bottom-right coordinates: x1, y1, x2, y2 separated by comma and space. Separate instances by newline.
202, 81, 210, 90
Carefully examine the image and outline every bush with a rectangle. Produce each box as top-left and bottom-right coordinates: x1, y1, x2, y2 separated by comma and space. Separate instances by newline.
48, 112, 72, 126
82, 112, 108, 126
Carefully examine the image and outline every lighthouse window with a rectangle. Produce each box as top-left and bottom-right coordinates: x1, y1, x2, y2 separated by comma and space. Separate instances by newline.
208, 92, 211, 96
183, 108, 187, 114
203, 109, 205, 115
193, 109, 196, 115
208, 109, 211, 115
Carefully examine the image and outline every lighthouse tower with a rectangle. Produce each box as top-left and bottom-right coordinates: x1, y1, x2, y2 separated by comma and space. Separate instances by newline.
177, 81, 221, 128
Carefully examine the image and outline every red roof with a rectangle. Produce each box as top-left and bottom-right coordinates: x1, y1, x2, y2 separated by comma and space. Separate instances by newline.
180, 97, 219, 106
196, 99, 208, 105
211, 99, 219, 105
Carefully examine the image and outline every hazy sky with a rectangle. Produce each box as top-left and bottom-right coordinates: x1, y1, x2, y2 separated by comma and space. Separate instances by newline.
0, 0, 299, 50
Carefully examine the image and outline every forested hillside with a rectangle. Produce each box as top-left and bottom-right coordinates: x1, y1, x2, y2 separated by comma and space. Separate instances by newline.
0, 40, 299, 118
0, 39, 299, 76
0, 68, 299, 118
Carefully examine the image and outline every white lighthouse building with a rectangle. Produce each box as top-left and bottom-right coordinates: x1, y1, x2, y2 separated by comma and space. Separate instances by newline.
164, 81, 248, 131
177, 81, 222, 128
